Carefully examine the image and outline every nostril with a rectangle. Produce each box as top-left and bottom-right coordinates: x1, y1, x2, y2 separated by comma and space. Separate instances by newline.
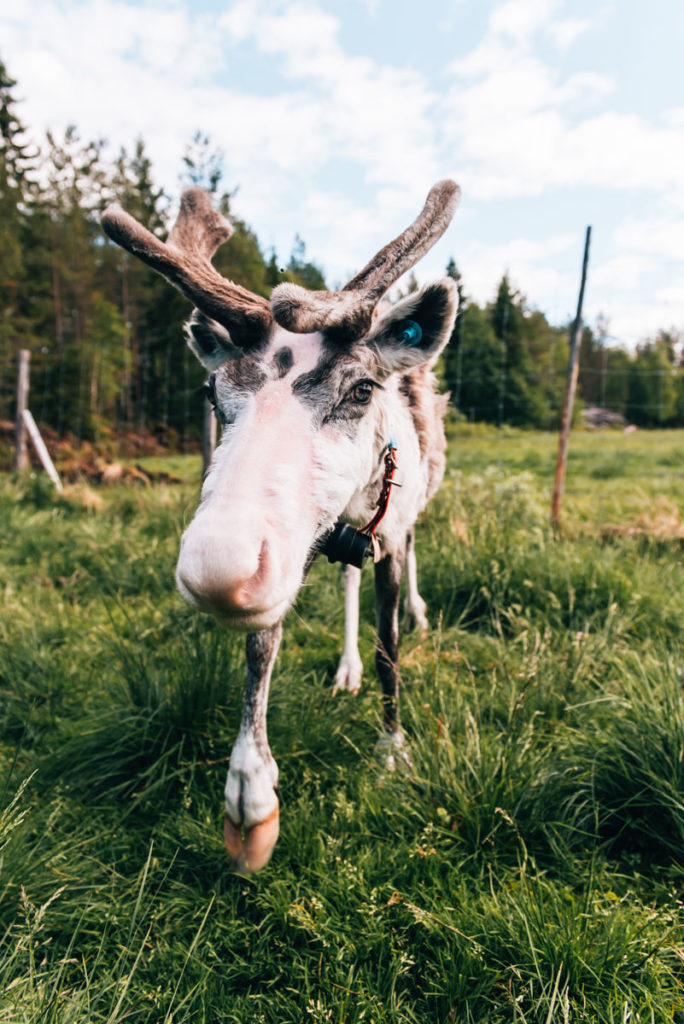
228, 581, 256, 609
232, 540, 270, 607
177, 536, 275, 614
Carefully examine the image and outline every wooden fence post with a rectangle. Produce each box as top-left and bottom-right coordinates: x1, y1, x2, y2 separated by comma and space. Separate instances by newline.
551, 226, 592, 528
15, 349, 30, 472
23, 409, 63, 493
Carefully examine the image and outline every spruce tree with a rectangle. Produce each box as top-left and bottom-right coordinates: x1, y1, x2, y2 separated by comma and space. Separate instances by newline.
286, 234, 326, 290
455, 304, 505, 423
441, 258, 467, 404
36, 127, 125, 439
489, 275, 546, 427
627, 338, 677, 427
0, 57, 37, 418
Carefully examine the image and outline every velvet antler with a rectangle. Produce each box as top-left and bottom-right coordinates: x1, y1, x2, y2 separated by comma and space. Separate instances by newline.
270, 180, 460, 340
101, 187, 272, 349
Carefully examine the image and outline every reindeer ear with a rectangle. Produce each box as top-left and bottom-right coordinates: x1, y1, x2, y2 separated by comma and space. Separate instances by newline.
185, 310, 241, 370
366, 280, 458, 375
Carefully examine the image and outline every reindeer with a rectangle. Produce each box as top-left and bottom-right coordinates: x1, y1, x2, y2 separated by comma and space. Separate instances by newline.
101, 180, 460, 872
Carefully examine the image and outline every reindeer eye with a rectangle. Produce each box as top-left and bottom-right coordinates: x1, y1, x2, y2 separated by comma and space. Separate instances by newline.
349, 380, 374, 405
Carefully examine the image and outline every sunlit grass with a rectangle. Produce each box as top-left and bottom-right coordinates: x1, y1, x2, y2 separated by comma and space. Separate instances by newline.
1, 430, 683, 1021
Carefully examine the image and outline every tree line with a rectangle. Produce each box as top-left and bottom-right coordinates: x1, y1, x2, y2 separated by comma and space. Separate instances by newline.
442, 267, 684, 429
2, 56, 683, 454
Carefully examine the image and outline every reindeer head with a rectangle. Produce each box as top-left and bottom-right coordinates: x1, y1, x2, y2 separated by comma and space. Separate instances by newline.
101, 182, 460, 631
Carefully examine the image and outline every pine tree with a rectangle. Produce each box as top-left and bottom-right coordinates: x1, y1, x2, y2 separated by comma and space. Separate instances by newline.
264, 249, 282, 289
108, 138, 173, 438
627, 338, 677, 426
0, 56, 37, 418
488, 275, 547, 427
603, 347, 631, 415
35, 127, 125, 439
453, 303, 505, 423
286, 234, 326, 290
182, 131, 224, 198
490, 275, 525, 360
441, 258, 467, 403
180, 131, 275, 299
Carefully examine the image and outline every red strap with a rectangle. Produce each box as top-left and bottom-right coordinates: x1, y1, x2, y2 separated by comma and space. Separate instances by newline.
361, 444, 398, 538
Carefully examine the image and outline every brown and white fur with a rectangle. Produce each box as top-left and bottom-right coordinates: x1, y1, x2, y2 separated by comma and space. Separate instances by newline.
101, 182, 460, 872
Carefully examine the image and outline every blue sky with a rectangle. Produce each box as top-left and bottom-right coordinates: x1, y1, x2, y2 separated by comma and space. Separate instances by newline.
3, 0, 684, 346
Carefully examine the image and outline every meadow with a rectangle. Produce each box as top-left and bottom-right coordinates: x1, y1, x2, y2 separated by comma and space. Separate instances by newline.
1, 426, 683, 1023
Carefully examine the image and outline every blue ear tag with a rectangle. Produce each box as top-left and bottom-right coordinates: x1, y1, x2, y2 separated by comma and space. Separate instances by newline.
397, 319, 423, 347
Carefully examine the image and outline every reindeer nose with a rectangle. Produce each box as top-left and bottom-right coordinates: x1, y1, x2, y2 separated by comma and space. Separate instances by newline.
176, 526, 275, 616
207, 540, 271, 612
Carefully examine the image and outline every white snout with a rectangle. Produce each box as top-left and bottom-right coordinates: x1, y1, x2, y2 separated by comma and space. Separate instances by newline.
175, 378, 334, 629
176, 514, 296, 630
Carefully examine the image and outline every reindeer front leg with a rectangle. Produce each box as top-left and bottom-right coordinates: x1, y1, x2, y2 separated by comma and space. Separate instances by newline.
402, 528, 429, 638
374, 549, 411, 770
333, 564, 364, 695
224, 622, 281, 873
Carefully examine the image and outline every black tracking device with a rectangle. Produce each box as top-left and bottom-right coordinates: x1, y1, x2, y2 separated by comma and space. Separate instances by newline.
319, 523, 373, 569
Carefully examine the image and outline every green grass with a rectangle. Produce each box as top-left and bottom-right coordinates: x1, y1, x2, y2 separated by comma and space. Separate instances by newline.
1, 428, 683, 1022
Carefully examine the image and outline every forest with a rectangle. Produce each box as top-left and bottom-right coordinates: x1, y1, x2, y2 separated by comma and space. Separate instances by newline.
2, 55, 684, 455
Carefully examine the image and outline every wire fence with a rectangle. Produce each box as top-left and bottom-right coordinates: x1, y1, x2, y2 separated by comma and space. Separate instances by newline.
450, 363, 682, 428
2, 334, 682, 478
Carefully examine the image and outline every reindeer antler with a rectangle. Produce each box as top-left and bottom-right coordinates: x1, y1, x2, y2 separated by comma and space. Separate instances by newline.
101, 187, 272, 349
271, 180, 460, 340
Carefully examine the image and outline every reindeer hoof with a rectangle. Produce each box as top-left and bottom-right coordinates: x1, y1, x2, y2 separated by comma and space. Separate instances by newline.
332, 656, 363, 695
403, 600, 429, 639
223, 815, 244, 862
224, 804, 280, 874
375, 730, 412, 772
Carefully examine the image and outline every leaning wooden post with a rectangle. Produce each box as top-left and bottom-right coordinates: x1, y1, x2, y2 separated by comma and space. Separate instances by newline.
551, 226, 591, 529
23, 410, 63, 493
15, 349, 30, 472
202, 398, 217, 479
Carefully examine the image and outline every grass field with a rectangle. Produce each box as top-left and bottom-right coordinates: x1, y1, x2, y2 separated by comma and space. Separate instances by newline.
1, 426, 683, 1022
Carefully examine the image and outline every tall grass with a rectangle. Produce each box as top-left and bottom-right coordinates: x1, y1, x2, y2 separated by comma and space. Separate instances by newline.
1, 430, 683, 1021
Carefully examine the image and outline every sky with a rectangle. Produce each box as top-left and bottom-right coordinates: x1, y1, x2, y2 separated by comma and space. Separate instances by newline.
2, 0, 684, 347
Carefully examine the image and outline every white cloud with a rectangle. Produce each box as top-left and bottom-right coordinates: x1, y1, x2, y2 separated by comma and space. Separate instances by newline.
607, 297, 684, 348
488, 0, 559, 44
547, 15, 594, 50
4, 0, 449, 277
2, 0, 682, 347
221, 1, 442, 192
592, 252, 653, 294
456, 232, 579, 319
443, 1, 683, 204
614, 215, 684, 263
655, 279, 684, 306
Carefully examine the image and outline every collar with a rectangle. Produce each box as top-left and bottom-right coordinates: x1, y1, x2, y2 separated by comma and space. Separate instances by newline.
319, 442, 399, 568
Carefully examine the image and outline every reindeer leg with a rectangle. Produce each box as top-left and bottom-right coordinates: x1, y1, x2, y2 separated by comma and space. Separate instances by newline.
333, 564, 364, 695
374, 549, 411, 770
224, 622, 282, 873
402, 528, 429, 638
